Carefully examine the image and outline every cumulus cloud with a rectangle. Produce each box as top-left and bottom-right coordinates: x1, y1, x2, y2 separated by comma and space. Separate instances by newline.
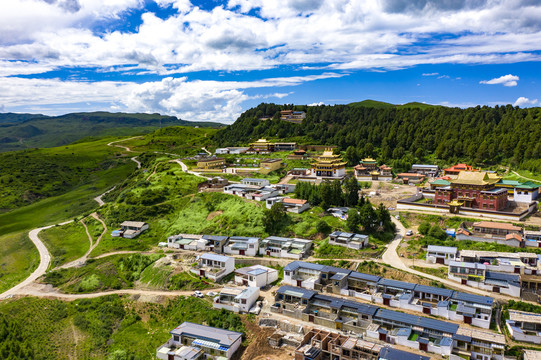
513, 96, 538, 107
480, 74, 519, 87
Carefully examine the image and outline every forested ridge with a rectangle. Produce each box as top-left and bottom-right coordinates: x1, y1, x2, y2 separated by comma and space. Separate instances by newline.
215, 103, 541, 173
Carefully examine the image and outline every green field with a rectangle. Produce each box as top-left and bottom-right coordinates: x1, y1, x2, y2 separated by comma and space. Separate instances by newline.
40, 221, 91, 268
42, 253, 163, 293
0, 295, 245, 359
0, 232, 40, 293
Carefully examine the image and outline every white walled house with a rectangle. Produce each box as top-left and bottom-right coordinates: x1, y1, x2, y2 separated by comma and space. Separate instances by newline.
190, 253, 235, 281
167, 234, 207, 250
514, 182, 540, 203
112, 221, 149, 238
328, 231, 369, 249
506, 310, 541, 344
259, 236, 313, 259
426, 245, 457, 265
213, 287, 260, 313
235, 265, 278, 287
156, 322, 242, 360
448, 261, 521, 297
241, 178, 269, 187
223, 236, 259, 256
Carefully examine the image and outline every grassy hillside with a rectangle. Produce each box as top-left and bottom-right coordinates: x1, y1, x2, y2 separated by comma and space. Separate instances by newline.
0, 232, 40, 293
348, 99, 395, 108
0, 137, 136, 211
0, 111, 223, 152
0, 112, 46, 123
0, 295, 246, 359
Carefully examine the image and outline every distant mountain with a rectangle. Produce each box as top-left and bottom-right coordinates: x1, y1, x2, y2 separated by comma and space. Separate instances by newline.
0, 112, 48, 123
0, 111, 224, 152
348, 99, 438, 109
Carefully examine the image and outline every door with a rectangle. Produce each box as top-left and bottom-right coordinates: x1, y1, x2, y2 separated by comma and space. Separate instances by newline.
309, 315, 315, 322
423, 307, 431, 314
168, 354, 175, 360
419, 343, 427, 352
383, 298, 390, 306
379, 332, 386, 341
239, 250, 245, 256
243, 279, 248, 286
436, 257, 445, 264
267, 250, 271, 256
297, 280, 303, 287
493, 286, 500, 293
200, 270, 205, 276
179, 245, 184, 249
464, 316, 472, 324
461, 279, 467, 285
514, 267, 521, 274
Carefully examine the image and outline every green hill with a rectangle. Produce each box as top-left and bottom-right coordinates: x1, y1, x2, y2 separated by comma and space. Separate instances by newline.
0, 111, 224, 152
348, 99, 437, 109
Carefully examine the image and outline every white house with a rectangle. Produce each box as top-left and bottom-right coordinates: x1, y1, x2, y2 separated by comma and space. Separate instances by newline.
223, 236, 259, 256
426, 245, 457, 265
259, 236, 313, 259
514, 182, 540, 203
506, 310, 541, 344
167, 234, 207, 250
328, 231, 369, 249
111, 221, 149, 238
190, 253, 235, 281
241, 178, 270, 187
156, 322, 242, 360
265, 196, 310, 213
235, 265, 278, 287
213, 287, 260, 313
448, 261, 521, 297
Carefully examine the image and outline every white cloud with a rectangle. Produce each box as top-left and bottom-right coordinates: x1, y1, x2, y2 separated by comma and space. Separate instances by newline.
480, 74, 520, 87
422, 72, 438, 76
308, 102, 325, 106
0, 72, 343, 122
513, 96, 538, 107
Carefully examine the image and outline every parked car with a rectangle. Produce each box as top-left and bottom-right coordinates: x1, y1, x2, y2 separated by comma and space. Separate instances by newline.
193, 291, 204, 298
406, 230, 413, 236
206, 291, 217, 297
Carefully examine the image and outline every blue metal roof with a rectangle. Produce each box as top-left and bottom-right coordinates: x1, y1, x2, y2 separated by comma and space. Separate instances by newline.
379, 347, 430, 360
413, 284, 453, 298
202, 235, 229, 241
451, 292, 493, 306
313, 294, 378, 316
200, 253, 231, 262
485, 271, 520, 285
378, 278, 417, 291
349, 271, 381, 283
375, 308, 459, 334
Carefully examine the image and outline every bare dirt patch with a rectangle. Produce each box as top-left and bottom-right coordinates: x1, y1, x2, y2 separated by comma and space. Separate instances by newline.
364, 181, 419, 208
240, 318, 295, 360
206, 210, 223, 221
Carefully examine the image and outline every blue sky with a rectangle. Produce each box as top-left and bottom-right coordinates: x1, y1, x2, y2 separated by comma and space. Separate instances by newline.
0, 0, 540, 123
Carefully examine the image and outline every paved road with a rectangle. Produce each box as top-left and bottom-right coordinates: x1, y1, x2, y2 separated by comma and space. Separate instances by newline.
0, 221, 72, 299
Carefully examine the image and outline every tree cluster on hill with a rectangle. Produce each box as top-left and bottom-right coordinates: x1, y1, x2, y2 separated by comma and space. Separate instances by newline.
215, 103, 541, 174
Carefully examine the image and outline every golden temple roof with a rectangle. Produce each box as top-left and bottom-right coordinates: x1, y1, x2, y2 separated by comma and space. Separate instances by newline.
450, 171, 500, 186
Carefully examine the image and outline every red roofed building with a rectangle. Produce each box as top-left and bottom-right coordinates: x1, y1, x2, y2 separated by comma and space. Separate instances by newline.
443, 163, 476, 176
396, 173, 425, 185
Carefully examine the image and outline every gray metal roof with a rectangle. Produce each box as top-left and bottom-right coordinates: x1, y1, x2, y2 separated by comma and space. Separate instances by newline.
375, 308, 459, 334
170, 322, 242, 347
276, 285, 317, 299
200, 253, 231, 262
314, 294, 379, 316
427, 245, 457, 254
349, 271, 381, 283
202, 235, 229, 242
485, 271, 520, 285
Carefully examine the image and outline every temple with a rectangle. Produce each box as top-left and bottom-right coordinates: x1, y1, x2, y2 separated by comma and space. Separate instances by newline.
247, 139, 274, 153
354, 158, 392, 181
434, 171, 508, 210
311, 149, 346, 178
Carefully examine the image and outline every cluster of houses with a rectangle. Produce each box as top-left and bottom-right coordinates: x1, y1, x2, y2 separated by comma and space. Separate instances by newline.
272, 285, 504, 359
166, 233, 314, 260
426, 245, 541, 299
295, 328, 430, 360
282, 261, 494, 328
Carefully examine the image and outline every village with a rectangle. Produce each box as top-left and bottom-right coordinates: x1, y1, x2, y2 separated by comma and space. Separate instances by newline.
104, 129, 541, 360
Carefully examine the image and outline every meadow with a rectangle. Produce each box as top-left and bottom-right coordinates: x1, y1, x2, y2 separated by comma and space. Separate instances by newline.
0, 232, 40, 294
40, 221, 90, 268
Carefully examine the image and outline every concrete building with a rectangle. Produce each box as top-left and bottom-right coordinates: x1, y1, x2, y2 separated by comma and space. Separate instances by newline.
234, 265, 278, 287
411, 164, 439, 177
259, 236, 313, 259
426, 245, 457, 265
259, 158, 282, 174
241, 178, 270, 187
506, 310, 541, 344
156, 322, 242, 360
196, 157, 226, 170
111, 221, 149, 238
167, 234, 207, 250
514, 181, 540, 203
396, 173, 426, 185
190, 253, 235, 281
213, 286, 259, 313
448, 261, 521, 297
223, 236, 259, 256
328, 231, 369, 249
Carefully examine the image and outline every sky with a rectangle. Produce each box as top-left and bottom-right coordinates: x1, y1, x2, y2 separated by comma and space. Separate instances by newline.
0, 0, 541, 123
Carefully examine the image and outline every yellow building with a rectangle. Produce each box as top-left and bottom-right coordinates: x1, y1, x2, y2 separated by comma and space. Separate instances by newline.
248, 139, 274, 153
259, 158, 282, 174
311, 149, 346, 177
196, 157, 226, 170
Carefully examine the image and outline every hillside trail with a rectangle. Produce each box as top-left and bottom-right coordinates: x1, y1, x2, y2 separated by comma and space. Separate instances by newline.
107, 136, 143, 168
93, 185, 116, 206
511, 170, 541, 183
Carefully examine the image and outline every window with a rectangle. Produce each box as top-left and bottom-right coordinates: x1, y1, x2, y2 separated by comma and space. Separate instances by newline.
285, 271, 290, 276
303, 299, 308, 304
241, 299, 246, 304
173, 335, 179, 342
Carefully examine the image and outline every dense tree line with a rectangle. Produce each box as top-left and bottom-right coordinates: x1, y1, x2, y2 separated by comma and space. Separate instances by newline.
215, 103, 541, 173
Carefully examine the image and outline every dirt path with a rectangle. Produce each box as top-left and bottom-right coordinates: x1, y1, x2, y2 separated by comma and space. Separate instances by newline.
93, 186, 116, 207
511, 170, 541, 183
170, 159, 211, 180
201, 147, 211, 156
0, 220, 73, 299
107, 136, 142, 168
278, 174, 293, 184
